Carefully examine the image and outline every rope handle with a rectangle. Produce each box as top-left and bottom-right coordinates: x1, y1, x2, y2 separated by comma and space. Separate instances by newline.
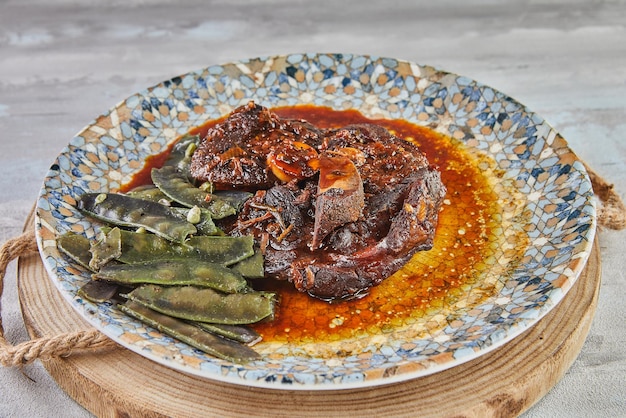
0, 165, 624, 367
0, 232, 117, 367
583, 162, 626, 230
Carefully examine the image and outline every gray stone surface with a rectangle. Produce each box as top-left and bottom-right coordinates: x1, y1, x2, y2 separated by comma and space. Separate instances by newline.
1, 1, 624, 416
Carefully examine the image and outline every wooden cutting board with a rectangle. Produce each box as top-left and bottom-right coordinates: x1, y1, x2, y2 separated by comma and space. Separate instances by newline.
17, 209, 601, 418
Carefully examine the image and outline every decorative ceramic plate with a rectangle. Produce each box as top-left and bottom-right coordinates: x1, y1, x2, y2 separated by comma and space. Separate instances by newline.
35, 53, 596, 390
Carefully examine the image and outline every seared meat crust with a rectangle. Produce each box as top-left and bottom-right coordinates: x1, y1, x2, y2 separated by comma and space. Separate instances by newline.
190, 102, 323, 189
191, 102, 446, 301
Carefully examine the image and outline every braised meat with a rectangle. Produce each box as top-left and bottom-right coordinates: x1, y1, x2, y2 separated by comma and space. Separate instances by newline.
190, 102, 446, 301
190, 103, 323, 189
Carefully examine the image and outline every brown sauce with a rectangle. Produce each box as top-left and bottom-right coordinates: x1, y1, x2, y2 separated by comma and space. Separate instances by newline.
119, 146, 173, 193
253, 106, 501, 344
123, 105, 503, 345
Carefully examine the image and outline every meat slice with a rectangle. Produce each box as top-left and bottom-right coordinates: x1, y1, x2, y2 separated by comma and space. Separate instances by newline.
191, 103, 446, 301
311, 154, 365, 249
288, 167, 445, 301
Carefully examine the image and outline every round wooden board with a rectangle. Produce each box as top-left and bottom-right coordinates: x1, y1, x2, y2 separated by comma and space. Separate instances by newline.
17, 209, 601, 418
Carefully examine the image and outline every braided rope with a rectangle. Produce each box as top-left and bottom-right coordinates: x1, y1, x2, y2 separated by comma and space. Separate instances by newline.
584, 162, 626, 230
0, 164, 623, 367
0, 233, 117, 367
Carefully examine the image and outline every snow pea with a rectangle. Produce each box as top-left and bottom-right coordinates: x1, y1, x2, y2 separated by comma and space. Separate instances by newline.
120, 300, 260, 363
151, 165, 239, 219
164, 134, 199, 173
77, 193, 197, 243
100, 228, 255, 266
126, 284, 276, 325
170, 206, 221, 236
57, 232, 94, 271
89, 227, 122, 270
194, 322, 261, 345
230, 250, 265, 279
126, 186, 170, 203
212, 190, 254, 212
77, 280, 120, 304
93, 259, 248, 293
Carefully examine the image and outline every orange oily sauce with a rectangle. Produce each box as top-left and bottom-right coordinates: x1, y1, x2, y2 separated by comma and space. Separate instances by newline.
246, 106, 512, 345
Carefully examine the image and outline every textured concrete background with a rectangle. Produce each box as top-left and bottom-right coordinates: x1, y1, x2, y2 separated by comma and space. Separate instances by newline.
1, 1, 624, 416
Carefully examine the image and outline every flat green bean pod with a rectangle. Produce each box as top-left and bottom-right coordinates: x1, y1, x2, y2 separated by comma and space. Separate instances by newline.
106, 228, 255, 266
57, 232, 94, 271
165, 134, 199, 173
78, 193, 197, 243
186, 235, 256, 265
194, 322, 262, 345
126, 186, 170, 203
211, 190, 254, 212
170, 206, 221, 236
77, 280, 120, 303
126, 284, 276, 325
151, 166, 239, 219
230, 250, 265, 279
94, 259, 248, 293
120, 300, 260, 363
152, 133, 251, 218
89, 227, 122, 270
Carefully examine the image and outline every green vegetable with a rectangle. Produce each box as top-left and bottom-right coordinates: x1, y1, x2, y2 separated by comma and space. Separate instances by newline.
120, 300, 260, 363
94, 259, 248, 293
57, 232, 94, 271
78, 193, 197, 243
230, 250, 265, 279
126, 284, 276, 325
77, 280, 120, 303
151, 166, 239, 219
89, 227, 122, 270
170, 207, 221, 236
194, 322, 262, 346
126, 186, 170, 203
101, 228, 255, 266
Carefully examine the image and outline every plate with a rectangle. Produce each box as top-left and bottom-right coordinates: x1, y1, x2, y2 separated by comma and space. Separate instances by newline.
35, 53, 596, 390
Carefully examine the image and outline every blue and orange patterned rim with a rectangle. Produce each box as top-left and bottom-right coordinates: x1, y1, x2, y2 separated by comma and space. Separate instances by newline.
35, 53, 596, 389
